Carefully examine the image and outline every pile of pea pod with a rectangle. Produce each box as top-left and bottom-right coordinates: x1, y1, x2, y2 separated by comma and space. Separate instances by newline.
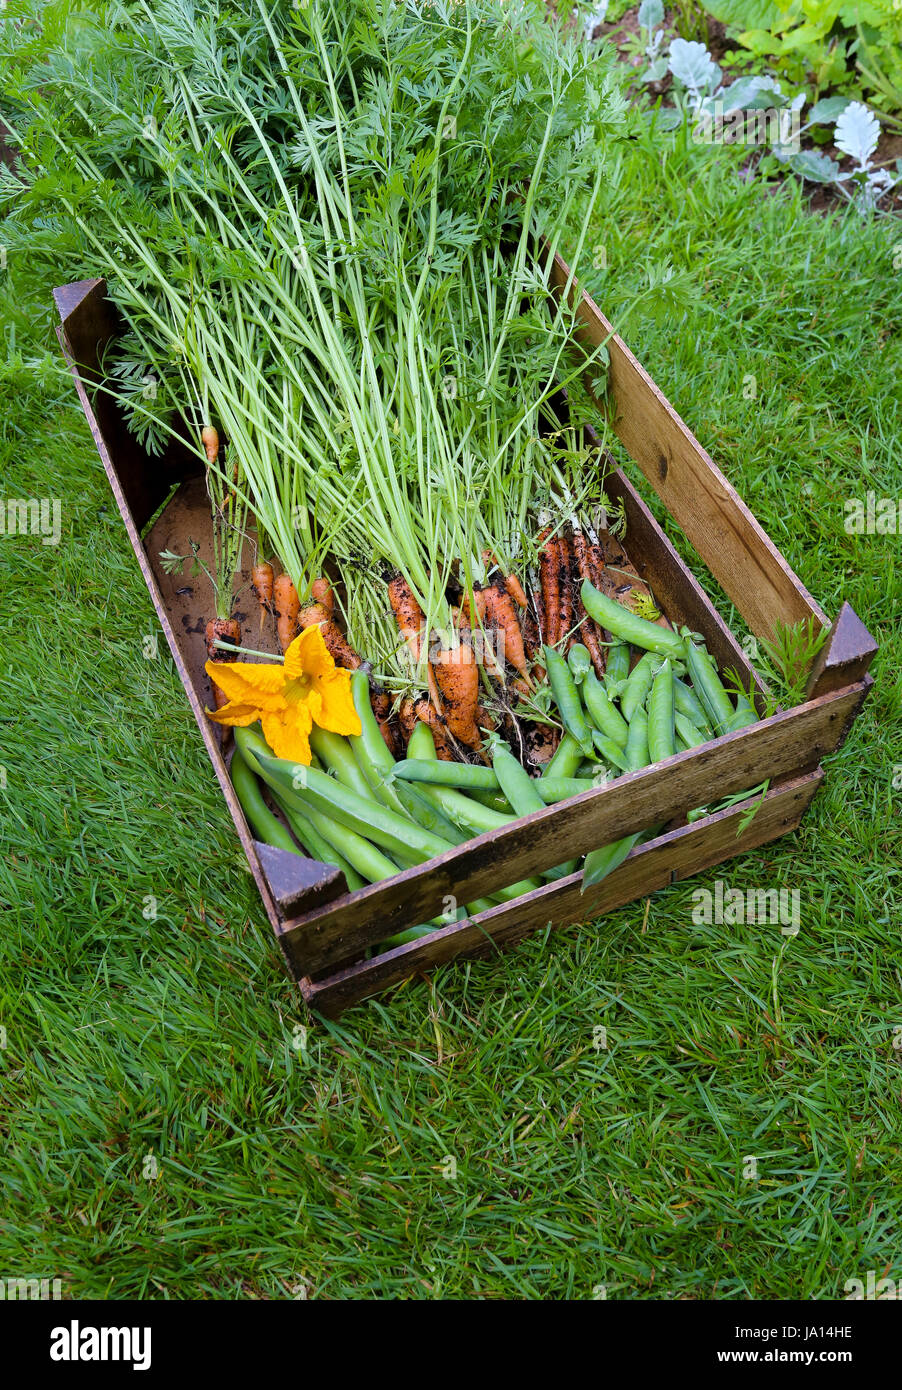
395, 579, 761, 890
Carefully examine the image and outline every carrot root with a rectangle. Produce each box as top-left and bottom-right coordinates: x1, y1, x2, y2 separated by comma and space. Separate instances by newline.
205, 617, 242, 713
273, 574, 300, 652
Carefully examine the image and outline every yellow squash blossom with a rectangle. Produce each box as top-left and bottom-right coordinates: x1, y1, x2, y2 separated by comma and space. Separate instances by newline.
205, 625, 361, 764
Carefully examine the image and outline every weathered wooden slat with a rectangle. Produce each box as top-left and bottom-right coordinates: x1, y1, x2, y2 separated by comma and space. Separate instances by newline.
805, 601, 878, 700
549, 255, 828, 643
54, 279, 191, 530
301, 770, 823, 1016
278, 678, 869, 977
55, 284, 305, 956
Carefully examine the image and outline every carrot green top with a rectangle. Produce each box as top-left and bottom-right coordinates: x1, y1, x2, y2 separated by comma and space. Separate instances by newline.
205, 626, 361, 765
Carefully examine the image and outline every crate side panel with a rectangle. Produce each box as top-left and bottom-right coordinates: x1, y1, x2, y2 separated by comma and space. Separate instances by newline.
55, 280, 193, 531
549, 256, 828, 643
279, 680, 867, 976
302, 770, 822, 1015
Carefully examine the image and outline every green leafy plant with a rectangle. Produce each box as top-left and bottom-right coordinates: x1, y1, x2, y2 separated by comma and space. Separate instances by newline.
756, 616, 830, 707
705, 0, 902, 118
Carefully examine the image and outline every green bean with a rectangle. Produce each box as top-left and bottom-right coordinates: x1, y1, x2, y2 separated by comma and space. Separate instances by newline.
394, 758, 499, 791
685, 642, 735, 734
591, 729, 631, 773
491, 741, 546, 817
580, 580, 686, 659
621, 650, 658, 723
567, 642, 593, 685
582, 671, 630, 748
543, 646, 594, 756
673, 676, 711, 731
230, 747, 302, 856
674, 711, 707, 749
624, 707, 650, 771
235, 728, 454, 862
604, 641, 631, 687
647, 659, 675, 763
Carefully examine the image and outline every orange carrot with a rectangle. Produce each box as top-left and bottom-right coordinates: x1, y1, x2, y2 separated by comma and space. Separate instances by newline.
370, 687, 391, 723
251, 561, 274, 631
555, 530, 578, 650
388, 573, 425, 666
297, 599, 362, 669
482, 550, 528, 608
570, 529, 607, 677
538, 529, 561, 648
311, 576, 334, 612
484, 580, 531, 686
273, 574, 300, 652
456, 596, 503, 683
411, 697, 454, 760
430, 638, 481, 749
205, 617, 241, 711
201, 425, 219, 464
398, 698, 417, 745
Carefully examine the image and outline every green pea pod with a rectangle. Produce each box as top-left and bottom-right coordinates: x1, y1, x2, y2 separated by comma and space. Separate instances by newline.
470, 788, 514, 813
377, 923, 442, 950
647, 659, 675, 763
624, 707, 650, 771
673, 676, 711, 731
230, 747, 301, 857
235, 727, 454, 863
567, 642, 593, 685
725, 691, 760, 733
592, 728, 631, 773
685, 642, 735, 735
580, 580, 686, 659
394, 758, 499, 791
582, 831, 644, 892
347, 669, 409, 815
536, 776, 607, 803
674, 711, 707, 750
391, 777, 467, 846
542, 731, 584, 780
491, 741, 546, 817
543, 646, 594, 757
621, 650, 658, 723
309, 726, 374, 801
604, 642, 631, 686
582, 671, 630, 748
269, 785, 382, 890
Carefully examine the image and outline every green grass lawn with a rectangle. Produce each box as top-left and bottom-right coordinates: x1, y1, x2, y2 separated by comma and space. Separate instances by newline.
1, 127, 900, 1300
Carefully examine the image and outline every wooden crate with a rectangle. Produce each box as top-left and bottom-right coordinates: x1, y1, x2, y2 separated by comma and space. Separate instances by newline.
54, 269, 877, 1016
